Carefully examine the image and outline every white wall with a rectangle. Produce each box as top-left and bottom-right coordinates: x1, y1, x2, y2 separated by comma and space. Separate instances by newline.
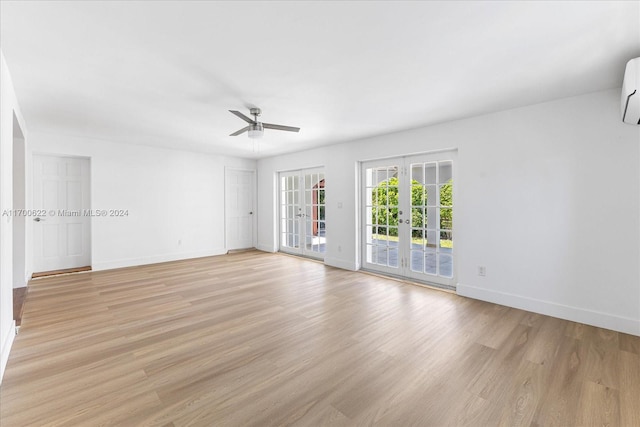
257, 89, 640, 336
1, 51, 28, 382
29, 133, 255, 271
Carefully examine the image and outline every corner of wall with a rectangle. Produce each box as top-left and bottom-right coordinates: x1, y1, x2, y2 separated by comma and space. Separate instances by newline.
256, 243, 276, 253
324, 256, 358, 271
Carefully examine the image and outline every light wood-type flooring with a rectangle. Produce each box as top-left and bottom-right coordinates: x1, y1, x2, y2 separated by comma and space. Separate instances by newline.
1, 251, 639, 426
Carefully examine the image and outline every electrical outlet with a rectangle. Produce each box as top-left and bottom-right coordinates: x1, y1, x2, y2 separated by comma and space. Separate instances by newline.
338, 245, 342, 252
478, 266, 486, 276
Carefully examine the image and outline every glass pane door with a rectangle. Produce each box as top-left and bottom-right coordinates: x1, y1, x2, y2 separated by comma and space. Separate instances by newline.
279, 168, 326, 259
407, 159, 454, 283
363, 163, 401, 275
362, 153, 455, 288
280, 172, 300, 251
303, 170, 326, 256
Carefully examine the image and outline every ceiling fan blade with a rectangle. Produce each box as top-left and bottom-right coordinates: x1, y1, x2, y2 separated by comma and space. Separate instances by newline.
230, 126, 250, 136
262, 122, 300, 133
229, 110, 255, 124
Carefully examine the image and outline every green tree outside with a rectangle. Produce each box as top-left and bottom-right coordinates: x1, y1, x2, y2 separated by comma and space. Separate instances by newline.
372, 178, 453, 246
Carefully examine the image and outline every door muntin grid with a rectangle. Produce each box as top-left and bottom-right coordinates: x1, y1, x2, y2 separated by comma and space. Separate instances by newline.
303, 171, 325, 255
280, 174, 300, 249
364, 165, 400, 269
362, 155, 455, 285
279, 170, 326, 258
409, 161, 453, 278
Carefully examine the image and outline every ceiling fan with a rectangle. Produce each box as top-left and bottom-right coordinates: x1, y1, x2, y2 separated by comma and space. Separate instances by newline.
229, 108, 300, 139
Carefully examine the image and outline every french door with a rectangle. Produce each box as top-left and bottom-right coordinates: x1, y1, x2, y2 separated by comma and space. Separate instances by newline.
362, 152, 455, 288
279, 168, 326, 260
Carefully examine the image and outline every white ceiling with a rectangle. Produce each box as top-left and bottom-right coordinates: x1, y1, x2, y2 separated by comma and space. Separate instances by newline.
1, 1, 639, 159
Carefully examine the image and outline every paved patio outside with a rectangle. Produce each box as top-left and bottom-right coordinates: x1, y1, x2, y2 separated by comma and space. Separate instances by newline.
369, 239, 453, 278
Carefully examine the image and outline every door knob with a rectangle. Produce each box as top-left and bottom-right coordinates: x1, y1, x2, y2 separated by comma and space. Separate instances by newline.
34, 217, 45, 222
249, 212, 253, 215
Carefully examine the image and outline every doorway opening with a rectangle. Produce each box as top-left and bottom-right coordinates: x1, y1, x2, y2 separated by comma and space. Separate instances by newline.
32, 155, 91, 276
279, 168, 326, 260
12, 113, 26, 289
361, 151, 456, 289
12, 113, 26, 326
225, 168, 256, 251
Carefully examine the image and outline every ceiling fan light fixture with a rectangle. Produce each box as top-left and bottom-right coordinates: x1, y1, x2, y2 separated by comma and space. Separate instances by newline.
228, 108, 299, 138
248, 123, 264, 139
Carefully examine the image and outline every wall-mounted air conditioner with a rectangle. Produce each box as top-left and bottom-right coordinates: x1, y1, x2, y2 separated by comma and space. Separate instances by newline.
622, 57, 640, 125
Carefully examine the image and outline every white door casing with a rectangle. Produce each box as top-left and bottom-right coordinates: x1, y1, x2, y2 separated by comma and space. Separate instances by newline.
33, 155, 91, 272
361, 151, 456, 288
225, 168, 255, 251
279, 168, 326, 260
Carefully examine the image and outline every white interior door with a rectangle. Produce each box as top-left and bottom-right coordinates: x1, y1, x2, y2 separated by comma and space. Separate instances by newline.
33, 155, 91, 273
279, 168, 325, 259
225, 168, 255, 250
362, 152, 456, 288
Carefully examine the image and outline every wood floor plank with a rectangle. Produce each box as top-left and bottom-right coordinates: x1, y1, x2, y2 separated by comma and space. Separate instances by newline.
467, 324, 534, 402
619, 350, 640, 427
619, 332, 640, 355
497, 360, 546, 427
530, 337, 589, 426
1, 251, 639, 426
523, 315, 565, 366
583, 326, 620, 390
574, 380, 620, 426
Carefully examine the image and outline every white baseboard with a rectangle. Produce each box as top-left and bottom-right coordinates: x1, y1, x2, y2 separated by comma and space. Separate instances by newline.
92, 248, 228, 271
1, 320, 16, 384
324, 257, 358, 271
457, 283, 640, 336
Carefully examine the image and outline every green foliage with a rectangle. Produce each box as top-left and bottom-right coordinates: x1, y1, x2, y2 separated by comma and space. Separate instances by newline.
372, 177, 400, 236
440, 181, 452, 229
372, 177, 453, 239
318, 187, 325, 220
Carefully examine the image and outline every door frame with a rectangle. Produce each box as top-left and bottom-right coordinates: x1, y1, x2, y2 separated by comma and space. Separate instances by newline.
224, 167, 257, 251
12, 114, 26, 288
359, 150, 458, 289
277, 166, 326, 260
32, 153, 92, 273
